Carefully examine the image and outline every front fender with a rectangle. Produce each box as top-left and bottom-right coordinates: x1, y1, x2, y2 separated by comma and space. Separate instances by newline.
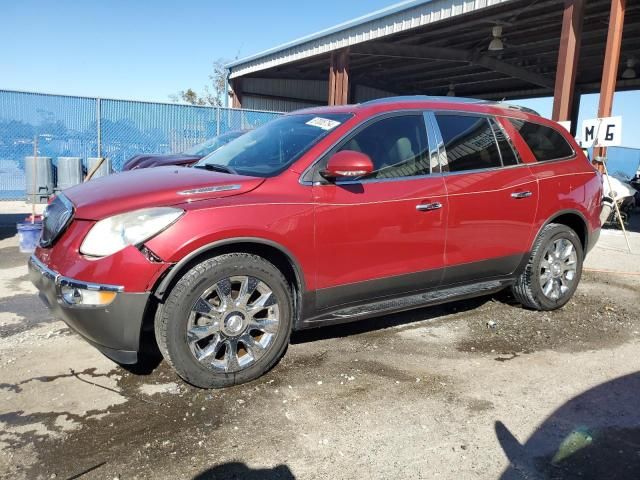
144, 202, 316, 291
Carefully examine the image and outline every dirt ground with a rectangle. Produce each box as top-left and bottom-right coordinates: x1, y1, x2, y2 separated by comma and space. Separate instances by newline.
1, 204, 640, 480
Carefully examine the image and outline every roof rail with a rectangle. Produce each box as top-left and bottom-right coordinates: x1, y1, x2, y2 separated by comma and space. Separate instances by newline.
362, 95, 486, 105
495, 102, 540, 116
361, 95, 540, 116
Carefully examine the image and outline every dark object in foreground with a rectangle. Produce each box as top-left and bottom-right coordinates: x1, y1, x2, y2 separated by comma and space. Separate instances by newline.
497, 372, 640, 480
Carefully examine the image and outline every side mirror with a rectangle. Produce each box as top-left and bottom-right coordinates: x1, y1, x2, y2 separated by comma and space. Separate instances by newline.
321, 150, 374, 180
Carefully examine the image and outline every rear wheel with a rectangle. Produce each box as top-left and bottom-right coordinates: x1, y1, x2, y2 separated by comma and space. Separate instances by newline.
155, 253, 293, 388
512, 223, 583, 311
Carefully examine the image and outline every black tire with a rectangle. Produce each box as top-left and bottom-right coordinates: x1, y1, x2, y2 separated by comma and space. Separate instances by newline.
511, 223, 583, 311
155, 253, 293, 388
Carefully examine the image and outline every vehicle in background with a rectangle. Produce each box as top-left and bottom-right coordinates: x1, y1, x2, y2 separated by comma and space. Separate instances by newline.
30, 96, 602, 389
601, 174, 637, 228
122, 130, 248, 171
631, 167, 640, 205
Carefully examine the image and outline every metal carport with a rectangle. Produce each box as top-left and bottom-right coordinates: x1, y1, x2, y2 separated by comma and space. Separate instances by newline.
226, 0, 638, 139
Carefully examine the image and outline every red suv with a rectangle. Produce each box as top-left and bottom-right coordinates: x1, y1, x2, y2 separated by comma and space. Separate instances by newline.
30, 97, 602, 388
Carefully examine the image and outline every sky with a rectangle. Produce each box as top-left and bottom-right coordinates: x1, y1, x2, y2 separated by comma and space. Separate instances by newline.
2, 0, 394, 101
2, 0, 640, 147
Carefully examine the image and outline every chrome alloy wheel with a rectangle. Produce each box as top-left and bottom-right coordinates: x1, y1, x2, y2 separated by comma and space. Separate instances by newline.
186, 275, 280, 373
539, 238, 578, 301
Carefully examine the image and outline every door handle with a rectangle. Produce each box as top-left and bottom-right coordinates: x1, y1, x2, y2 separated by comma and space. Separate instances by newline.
511, 191, 533, 199
416, 202, 443, 211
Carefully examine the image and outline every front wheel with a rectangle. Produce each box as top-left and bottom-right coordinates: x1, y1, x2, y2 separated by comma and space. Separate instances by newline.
511, 223, 583, 311
155, 253, 293, 388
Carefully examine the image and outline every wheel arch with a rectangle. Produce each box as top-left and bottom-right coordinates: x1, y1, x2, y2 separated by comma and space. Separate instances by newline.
152, 237, 306, 303
535, 209, 588, 251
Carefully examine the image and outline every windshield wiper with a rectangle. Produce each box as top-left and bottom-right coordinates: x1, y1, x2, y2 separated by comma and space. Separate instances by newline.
194, 164, 237, 174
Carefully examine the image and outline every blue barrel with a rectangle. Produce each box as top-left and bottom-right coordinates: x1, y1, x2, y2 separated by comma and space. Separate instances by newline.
87, 157, 112, 179
24, 156, 53, 203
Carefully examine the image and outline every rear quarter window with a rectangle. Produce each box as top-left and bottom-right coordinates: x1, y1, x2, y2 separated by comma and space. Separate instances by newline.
508, 119, 574, 161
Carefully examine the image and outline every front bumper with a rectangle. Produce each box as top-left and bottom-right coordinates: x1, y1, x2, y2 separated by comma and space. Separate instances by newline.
28, 255, 149, 364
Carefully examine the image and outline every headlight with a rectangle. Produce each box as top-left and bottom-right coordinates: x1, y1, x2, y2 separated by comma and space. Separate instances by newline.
80, 207, 183, 257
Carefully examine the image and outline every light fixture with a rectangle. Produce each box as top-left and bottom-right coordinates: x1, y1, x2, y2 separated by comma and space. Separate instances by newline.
488, 26, 504, 52
622, 58, 636, 79
447, 83, 455, 96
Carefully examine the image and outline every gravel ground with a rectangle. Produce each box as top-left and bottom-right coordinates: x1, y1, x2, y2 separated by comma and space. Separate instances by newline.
1, 205, 639, 480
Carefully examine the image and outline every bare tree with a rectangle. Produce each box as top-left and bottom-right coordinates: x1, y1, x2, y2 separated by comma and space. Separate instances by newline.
170, 59, 228, 107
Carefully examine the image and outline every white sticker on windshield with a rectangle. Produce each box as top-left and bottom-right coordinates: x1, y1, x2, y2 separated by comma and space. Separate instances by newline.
306, 117, 341, 130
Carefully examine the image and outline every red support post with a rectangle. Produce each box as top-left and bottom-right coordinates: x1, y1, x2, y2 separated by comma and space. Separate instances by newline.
231, 79, 243, 109
552, 0, 584, 124
328, 49, 350, 105
594, 0, 625, 166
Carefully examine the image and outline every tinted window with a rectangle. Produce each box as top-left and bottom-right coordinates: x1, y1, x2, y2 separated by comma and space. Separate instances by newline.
509, 119, 574, 161
197, 113, 351, 177
435, 114, 501, 172
337, 114, 430, 179
490, 119, 519, 166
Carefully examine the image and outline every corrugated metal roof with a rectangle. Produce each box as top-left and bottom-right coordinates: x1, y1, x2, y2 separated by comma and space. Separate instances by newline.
227, 0, 514, 78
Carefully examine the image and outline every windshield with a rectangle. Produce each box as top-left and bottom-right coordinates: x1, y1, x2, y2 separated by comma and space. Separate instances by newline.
183, 130, 246, 156
195, 113, 352, 177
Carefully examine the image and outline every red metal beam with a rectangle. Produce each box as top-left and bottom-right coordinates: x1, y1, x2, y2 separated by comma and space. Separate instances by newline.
595, 0, 626, 163
552, 0, 585, 122
328, 49, 350, 105
231, 78, 243, 108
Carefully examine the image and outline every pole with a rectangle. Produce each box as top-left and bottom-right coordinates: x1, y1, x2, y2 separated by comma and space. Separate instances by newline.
551, 0, 584, 123
96, 97, 102, 159
593, 0, 625, 162
31, 135, 37, 223
216, 106, 221, 136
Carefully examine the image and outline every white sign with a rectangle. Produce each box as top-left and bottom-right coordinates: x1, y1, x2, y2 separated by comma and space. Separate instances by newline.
557, 121, 571, 132
581, 116, 622, 147
306, 117, 341, 130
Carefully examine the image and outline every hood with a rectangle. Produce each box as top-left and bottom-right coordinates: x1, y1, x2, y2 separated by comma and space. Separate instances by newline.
64, 166, 265, 220
123, 153, 202, 171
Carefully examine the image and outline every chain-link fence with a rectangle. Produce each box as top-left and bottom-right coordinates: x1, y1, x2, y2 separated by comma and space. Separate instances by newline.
0, 89, 282, 200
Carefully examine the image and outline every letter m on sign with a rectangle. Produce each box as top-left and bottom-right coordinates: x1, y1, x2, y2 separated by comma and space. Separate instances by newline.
584, 125, 595, 144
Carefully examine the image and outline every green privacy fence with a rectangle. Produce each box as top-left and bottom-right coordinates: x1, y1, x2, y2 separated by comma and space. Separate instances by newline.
0, 89, 282, 200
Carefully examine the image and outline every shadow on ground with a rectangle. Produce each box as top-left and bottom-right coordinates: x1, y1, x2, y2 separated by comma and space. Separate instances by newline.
497, 371, 640, 479
193, 462, 295, 479
0, 226, 17, 241
0, 213, 29, 241
290, 295, 492, 345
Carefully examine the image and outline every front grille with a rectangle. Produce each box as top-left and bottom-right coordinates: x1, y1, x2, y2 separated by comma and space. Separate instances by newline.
40, 194, 74, 248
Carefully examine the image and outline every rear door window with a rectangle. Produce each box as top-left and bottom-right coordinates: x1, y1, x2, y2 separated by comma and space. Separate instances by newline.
434, 114, 501, 172
508, 119, 574, 161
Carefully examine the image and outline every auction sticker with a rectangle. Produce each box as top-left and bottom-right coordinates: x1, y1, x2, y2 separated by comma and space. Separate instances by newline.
306, 117, 341, 130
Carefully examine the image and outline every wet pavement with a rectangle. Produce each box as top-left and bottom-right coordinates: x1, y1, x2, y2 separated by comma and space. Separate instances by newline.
1, 212, 640, 479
